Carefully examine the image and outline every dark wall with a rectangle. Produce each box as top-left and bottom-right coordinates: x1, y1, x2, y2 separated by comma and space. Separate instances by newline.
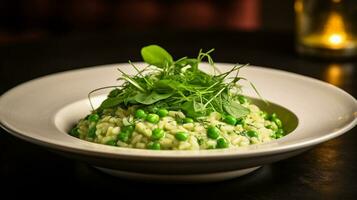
0, 0, 295, 44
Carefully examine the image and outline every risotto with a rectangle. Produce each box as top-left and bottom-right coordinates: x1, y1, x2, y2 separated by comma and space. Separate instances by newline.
69, 45, 285, 150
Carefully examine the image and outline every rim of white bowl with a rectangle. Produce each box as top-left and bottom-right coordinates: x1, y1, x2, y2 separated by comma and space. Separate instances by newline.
0, 63, 356, 161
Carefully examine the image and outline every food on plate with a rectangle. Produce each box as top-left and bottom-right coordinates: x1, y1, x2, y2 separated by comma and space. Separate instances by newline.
69, 45, 285, 150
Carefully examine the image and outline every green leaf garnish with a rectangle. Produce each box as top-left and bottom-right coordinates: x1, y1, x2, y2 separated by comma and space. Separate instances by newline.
181, 101, 206, 118
132, 91, 173, 105
90, 44, 262, 120
100, 96, 124, 109
141, 45, 173, 68
223, 101, 250, 119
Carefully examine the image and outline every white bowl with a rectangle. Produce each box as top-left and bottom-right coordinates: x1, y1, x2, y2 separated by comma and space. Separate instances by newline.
0, 63, 356, 183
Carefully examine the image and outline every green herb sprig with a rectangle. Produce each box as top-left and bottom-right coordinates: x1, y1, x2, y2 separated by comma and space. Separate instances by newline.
90, 44, 260, 119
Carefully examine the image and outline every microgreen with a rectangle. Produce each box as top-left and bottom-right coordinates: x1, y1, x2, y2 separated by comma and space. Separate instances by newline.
90, 44, 262, 119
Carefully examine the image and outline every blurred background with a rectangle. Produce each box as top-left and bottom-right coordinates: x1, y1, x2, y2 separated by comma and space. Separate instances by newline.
0, 1, 357, 197
0, 0, 294, 44
0, 0, 355, 96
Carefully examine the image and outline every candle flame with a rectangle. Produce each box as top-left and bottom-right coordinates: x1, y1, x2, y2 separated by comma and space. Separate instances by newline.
322, 12, 347, 48
328, 34, 344, 45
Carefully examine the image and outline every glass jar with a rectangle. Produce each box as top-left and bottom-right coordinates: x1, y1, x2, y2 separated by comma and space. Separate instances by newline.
295, 0, 357, 58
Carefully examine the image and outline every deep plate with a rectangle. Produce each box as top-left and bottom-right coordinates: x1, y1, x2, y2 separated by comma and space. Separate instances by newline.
0, 63, 356, 182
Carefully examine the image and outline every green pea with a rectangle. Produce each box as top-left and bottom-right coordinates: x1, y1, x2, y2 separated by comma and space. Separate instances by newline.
207, 126, 220, 139
224, 115, 237, 125
152, 128, 165, 140
183, 117, 194, 123
147, 142, 161, 150
88, 114, 99, 122
69, 127, 79, 138
216, 138, 229, 148
265, 124, 273, 129
146, 114, 160, 124
247, 130, 258, 138
236, 118, 245, 125
122, 125, 135, 134
275, 129, 285, 138
117, 131, 129, 142
135, 109, 147, 119
108, 88, 120, 97
88, 126, 97, 138
273, 118, 283, 128
238, 95, 248, 104
276, 129, 284, 135
175, 132, 189, 141
106, 139, 117, 146
261, 111, 269, 120
157, 108, 169, 117
270, 113, 277, 120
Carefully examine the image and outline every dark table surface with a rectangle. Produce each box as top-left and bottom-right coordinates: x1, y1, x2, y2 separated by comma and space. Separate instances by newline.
0, 31, 356, 198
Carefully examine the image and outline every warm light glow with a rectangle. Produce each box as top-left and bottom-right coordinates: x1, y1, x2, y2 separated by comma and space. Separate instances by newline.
297, 0, 357, 56
328, 34, 344, 45
324, 63, 354, 87
322, 12, 348, 49
325, 64, 342, 86
294, 0, 303, 13
300, 10, 357, 51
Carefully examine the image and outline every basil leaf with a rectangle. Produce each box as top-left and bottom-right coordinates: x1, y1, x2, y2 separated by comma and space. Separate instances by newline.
223, 101, 250, 119
141, 45, 173, 68
99, 96, 123, 109
154, 79, 185, 93
108, 88, 120, 97
133, 91, 173, 105
181, 101, 206, 118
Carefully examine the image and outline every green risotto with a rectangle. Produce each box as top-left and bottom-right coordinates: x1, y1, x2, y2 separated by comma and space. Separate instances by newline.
69, 45, 285, 150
